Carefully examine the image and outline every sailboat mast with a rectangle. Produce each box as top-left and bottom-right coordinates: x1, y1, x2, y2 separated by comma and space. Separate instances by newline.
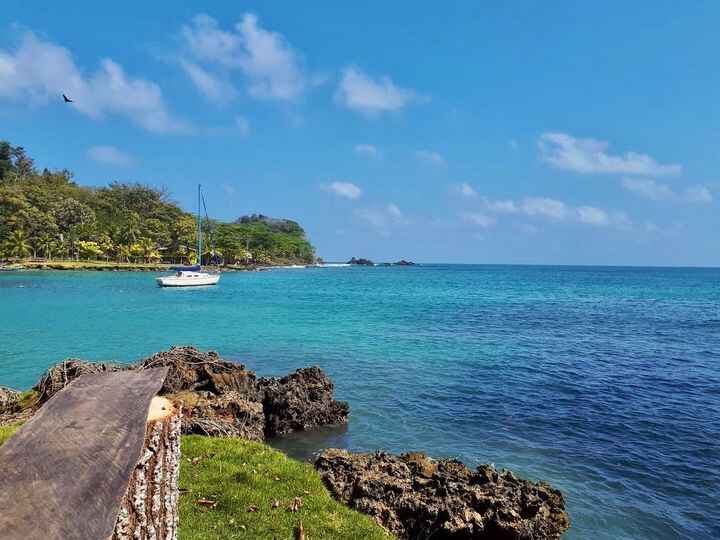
197, 184, 202, 267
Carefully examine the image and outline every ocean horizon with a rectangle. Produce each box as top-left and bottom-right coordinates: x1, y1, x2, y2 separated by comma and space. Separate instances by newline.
2, 264, 719, 539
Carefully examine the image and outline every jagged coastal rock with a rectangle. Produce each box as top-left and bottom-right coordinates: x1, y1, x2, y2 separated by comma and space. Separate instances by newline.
347, 257, 375, 266
0, 386, 20, 413
315, 449, 570, 540
23, 346, 349, 440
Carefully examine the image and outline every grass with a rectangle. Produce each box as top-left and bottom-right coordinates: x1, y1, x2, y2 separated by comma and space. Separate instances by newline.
179, 435, 391, 539
0, 422, 21, 445
0, 428, 391, 539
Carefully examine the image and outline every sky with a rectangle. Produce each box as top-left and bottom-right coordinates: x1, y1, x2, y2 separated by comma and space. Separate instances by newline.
1, 1, 718, 266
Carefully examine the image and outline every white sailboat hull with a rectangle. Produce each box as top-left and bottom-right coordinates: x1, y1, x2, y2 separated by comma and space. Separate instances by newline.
156, 272, 220, 287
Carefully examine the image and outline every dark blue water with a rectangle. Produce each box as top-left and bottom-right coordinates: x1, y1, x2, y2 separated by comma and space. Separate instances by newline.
1, 265, 719, 539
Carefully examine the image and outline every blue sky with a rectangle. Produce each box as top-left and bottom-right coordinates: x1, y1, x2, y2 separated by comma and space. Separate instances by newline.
1, 1, 718, 265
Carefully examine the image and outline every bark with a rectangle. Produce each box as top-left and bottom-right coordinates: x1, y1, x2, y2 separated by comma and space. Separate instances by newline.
112, 397, 182, 540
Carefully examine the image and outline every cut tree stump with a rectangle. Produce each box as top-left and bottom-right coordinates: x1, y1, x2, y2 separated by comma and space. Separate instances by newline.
112, 395, 182, 539
0, 368, 181, 540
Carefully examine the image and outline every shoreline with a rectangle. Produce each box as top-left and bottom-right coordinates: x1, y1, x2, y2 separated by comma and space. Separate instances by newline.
1, 260, 301, 272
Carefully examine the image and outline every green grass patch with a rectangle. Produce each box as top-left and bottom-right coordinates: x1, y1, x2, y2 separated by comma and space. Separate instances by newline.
0, 429, 386, 539
0, 422, 22, 446
179, 435, 391, 540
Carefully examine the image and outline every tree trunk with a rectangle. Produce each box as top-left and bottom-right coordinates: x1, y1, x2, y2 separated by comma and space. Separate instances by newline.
112, 397, 182, 540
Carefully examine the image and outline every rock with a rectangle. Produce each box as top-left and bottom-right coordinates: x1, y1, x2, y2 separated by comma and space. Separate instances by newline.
259, 367, 350, 437
315, 449, 570, 540
178, 390, 265, 441
34, 359, 125, 405
137, 346, 259, 398
26, 347, 348, 442
347, 257, 375, 266
394, 260, 416, 266
0, 387, 20, 414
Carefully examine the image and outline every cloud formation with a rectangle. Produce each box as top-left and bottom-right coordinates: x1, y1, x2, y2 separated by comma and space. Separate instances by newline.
354, 144, 378, 157
87, 146, 134, 167
323, 181, 362, 200
539, 132, 681, 176
336, 66, 419, 114
476, 195, 630, 228
354, 203, 406, 233
0, 32, 186, 133
180, 60, 235, 102
621, 178, 712, 204
181, 13, 306, 101
456, 182, 477, 198
460, 212, 496, 228
415, 150, 446, 167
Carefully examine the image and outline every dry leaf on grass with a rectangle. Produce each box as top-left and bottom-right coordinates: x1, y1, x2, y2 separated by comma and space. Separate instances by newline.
196, 498, 218, 508
289, 497, 303, 512
247, 504, 259, 513
271, 499, 280, 509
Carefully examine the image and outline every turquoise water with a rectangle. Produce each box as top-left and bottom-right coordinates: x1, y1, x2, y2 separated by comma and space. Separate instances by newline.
1, 265, 719, 539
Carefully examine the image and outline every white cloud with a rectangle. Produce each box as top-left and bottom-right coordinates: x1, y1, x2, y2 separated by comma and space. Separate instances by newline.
622, 178, 713, 204
0, 32, 186, 133
539, 132, 681, 176
354, 203, 406, 233
461, 212, 496, 229
354, 144, 378, 157
87, 146, 134, 167
479, 195, 629, 228
235, 115, 251, 136
575, 205, 610, 226
181, 13, 306, 101
520, 197, 568, 219
458, 182, 477, 198
415, 150, 446, 167
180, 60, 235, 102
323, 181, 362, 200
336, 66, 419, 114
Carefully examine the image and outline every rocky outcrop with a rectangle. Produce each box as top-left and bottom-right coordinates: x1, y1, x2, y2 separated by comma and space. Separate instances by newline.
347, 257, 375, 266
0, 387, 20, 414
315, 449, 570, 540
259, 367, 350, 437
394, 260, 416, 266
34, 359, 125, 405
27, 346, 348, 441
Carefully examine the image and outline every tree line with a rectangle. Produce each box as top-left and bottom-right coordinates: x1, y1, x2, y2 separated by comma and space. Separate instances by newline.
0, 141, 315, 265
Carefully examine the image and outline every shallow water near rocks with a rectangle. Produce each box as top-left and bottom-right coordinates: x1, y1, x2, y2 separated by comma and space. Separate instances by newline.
1, 265, 719, 539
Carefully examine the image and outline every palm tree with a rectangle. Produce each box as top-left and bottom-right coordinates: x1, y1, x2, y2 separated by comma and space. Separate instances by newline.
117, 244, 131, 264
3, 230, 31, 259
138, 237, 157, 263
37, 234, 56, 260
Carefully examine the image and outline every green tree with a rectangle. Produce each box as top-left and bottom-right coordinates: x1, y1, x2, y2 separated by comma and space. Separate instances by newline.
3, 230, 31, 259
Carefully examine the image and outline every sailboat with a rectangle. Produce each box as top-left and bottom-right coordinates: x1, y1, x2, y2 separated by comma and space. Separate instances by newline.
156, 185, 221, 287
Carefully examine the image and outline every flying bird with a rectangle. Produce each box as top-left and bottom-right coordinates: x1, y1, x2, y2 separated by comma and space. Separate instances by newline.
62, 94, 73, 103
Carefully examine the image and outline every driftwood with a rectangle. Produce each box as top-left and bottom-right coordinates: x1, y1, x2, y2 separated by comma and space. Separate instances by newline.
0, 368, 173, 540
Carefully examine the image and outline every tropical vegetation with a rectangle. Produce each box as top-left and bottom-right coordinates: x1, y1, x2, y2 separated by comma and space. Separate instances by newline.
0, 141, 315, 266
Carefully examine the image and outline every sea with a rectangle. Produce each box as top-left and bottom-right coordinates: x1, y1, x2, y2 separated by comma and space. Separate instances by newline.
1, 265, 718, 539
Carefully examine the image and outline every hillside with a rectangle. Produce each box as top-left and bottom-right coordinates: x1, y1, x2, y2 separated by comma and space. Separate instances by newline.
0, 141, 315, 266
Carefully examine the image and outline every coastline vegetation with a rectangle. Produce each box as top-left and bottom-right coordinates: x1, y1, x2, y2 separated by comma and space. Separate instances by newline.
0, 141, 315, 268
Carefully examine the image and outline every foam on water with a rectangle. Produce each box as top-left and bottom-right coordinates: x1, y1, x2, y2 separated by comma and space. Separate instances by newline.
1, 265, 719, 539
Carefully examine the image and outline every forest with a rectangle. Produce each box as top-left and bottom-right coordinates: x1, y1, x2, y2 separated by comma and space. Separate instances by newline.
0, 141, 315, 265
